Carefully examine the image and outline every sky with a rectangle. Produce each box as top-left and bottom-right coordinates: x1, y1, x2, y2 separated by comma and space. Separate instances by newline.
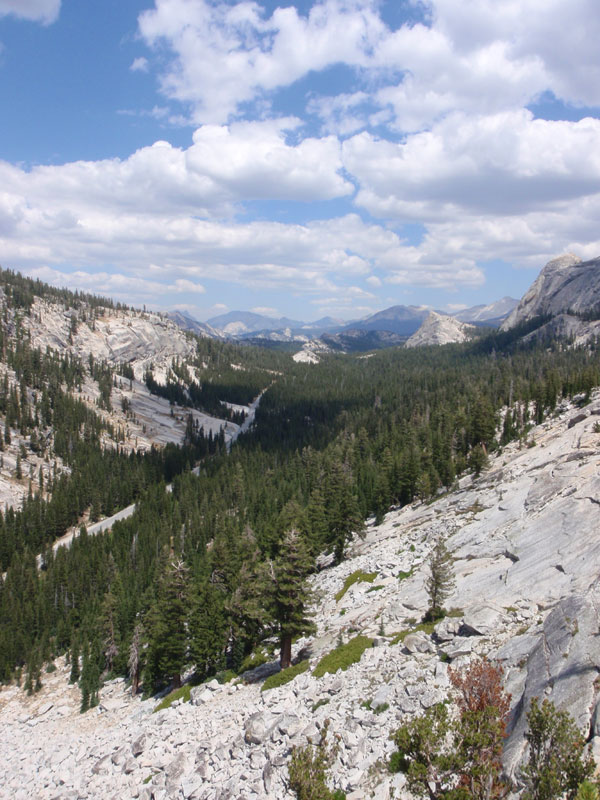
1, 1, 600, 323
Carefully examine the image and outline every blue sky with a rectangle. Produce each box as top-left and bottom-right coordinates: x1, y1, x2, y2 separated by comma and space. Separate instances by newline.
1, 0, 600, 322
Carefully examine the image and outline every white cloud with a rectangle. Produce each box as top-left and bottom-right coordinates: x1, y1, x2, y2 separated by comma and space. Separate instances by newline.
0, 0, 60, 24
137, 0, 387, 123
171, 278, 205, 293
130, 57, 149, 73
251, 306, 280, 317
344, 111, 600, 221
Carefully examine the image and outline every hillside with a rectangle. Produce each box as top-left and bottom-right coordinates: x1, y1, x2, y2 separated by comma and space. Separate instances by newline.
2, 265, 600, 799
2, 393, 600, 797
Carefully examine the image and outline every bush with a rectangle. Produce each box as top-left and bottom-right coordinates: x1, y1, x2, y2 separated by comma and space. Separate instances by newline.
152, 683, 191, 713
522, 697, 595, 800
262, 660, 309, 692
214, 669, 236, 684
239, 648, 269, 673
288, 721, 346, 800
335, 570, 377, 602
313, 636, 373, 678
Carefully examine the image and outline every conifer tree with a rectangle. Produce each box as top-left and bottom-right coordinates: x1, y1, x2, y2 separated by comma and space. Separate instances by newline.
146, 554, 189, 689
128, 621, 143, 696
69, 636, 80, 684
188, 581, 227, 679
425, 537, 455, 621
273, 530, 316, 669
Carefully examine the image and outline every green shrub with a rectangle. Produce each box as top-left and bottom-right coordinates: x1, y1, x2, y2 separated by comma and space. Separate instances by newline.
262, 660, 309, 692
288, 721, 347, 800
45, 662, 57, 673
312, 698, 330, 712
335, 570, 377, 602
153, 683, 191, 713
313, 636, 373, 678
374, 702, 389, 715
239, 648, 268, 673
214, 669, 236, 684
397, 568, 414, 581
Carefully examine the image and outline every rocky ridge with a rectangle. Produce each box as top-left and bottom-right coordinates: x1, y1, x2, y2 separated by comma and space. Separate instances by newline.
501, 253, 600, 330
405, 311, 476, 348
3, 393, 600, 798
26, 299, 197, 384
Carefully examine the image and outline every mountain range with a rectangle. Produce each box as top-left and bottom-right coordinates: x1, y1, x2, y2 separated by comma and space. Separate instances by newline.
170, 297, 520, 353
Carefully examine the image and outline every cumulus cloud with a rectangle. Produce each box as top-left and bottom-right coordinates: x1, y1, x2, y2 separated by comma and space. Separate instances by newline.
0, 0, 60, 24
137, 0, 387, 123
344, 112, 600, 221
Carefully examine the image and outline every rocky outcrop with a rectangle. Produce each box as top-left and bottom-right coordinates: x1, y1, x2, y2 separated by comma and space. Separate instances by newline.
501, 253, 600, 330
405, 311, 475, 348
26, 300, 197, 383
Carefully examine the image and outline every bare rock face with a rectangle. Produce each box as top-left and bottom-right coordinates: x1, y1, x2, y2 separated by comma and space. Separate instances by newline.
501, 253, 600, 330
25, 300, 197, 382
405, 311, 475, 348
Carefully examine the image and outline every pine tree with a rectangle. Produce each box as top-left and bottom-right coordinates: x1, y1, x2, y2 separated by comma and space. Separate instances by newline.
69, 636, 80, 684
128, 621, 143, 696
425, 537, 455, 621
273, 530, 316, 669
100, 588, 120, 675
146, 554, 189, 689
188, 581, 227, 679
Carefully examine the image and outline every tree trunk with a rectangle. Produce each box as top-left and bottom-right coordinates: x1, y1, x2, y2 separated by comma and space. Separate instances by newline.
280, 635, 292, 669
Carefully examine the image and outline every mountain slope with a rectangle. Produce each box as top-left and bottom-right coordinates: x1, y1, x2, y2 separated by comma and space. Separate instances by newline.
3, 393, 600, 797
343, 304, 430, 336
453, 296, 518, 325
501, 253, 600, 330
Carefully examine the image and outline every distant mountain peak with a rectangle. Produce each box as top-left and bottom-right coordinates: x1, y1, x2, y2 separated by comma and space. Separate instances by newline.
406, 311, 475, 348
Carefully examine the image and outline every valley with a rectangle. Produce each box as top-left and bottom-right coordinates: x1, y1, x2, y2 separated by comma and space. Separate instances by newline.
1, 256, 600, 799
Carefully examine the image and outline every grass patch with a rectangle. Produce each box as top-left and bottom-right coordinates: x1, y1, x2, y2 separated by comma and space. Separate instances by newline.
397, 568, 414, 581
389, 621, 436, 646
153, 683, 191, 713
214, 669, 236, 684
313, 635, 374, 678
335, 570, 377, 602
446, 607, 464, 618
365, 585, 385, 593
373, 702, 389, 715
261, 660, 309, 692
239, 648, 268, 673
311, 698, 330, 712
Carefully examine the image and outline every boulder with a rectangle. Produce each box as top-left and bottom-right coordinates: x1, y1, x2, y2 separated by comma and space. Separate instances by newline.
244, 712, 281, 745
461, 604, 504, 636
403, 632, 435, 654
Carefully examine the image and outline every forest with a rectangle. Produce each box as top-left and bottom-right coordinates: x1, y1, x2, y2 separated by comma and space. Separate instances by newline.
0, 270, 599, 713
